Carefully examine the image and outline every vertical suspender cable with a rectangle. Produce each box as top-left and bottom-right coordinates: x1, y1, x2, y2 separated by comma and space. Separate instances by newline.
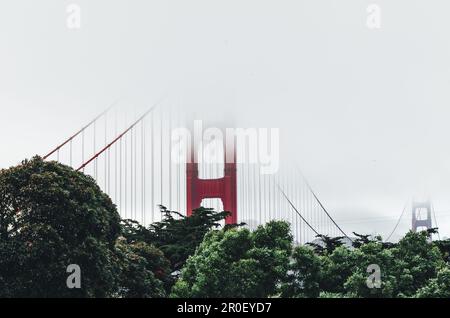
119, 138, 122, 216
131, 127, 134, 219
168, 105, 172, 210
258, 163, 262, 223
134, 118, 137, 221
252, 164, 257, 226
124, 113, 127, 219
177, 106, 181, 212
160, 108, 163, 206
93, 121, 97, 180
105, 114, 107, 190
114, 108, 118, 203
142, 118, 145, 225
247, 157, 252, 228
151, 112, 155, 222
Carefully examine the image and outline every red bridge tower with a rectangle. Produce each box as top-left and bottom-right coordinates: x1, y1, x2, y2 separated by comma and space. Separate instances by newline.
186, 134, 237, 224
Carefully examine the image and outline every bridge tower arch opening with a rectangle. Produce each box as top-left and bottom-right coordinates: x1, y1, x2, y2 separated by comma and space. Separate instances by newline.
412, 200, 433, 233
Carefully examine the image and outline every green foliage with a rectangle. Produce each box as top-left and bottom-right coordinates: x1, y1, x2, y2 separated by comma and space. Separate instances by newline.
342, 231, 445, 297
351, 232, 383, 248
434, 239, 450, 264
0, 157, 174, 298
318, 291, 348, 298
0, 157, 121, 297
414, 267, 450, 298
114, 238, 170, 298
281, 245, 321, 298
389, 231, 444, 297
171, 221, 293, 298
121, 206, 230, 274
344, 242, 396, 297
320, 245, 357, 293
282, 229, 449, 298
307, 234, 344, 255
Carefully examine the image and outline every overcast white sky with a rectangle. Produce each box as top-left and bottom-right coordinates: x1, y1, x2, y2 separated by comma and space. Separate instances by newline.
1, 1, 450, 240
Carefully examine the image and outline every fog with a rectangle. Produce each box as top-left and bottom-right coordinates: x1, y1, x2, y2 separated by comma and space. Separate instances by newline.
1, 0, 450, 240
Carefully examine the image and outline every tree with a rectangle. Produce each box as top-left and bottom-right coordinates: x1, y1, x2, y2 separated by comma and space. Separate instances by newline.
121, 206, 231, 274
351, 232, 384, 248
343, 242, 397, 298
389, 231, 445, 297
281, 229, 449, 298
171, 221, 293, 298
319, 245, 357, 294
340, 231, 445, 298
0, 157, 122, 297
281, 245, 322, 298
114, 238, 170, 298
433, 239, 450, 264
414, 267, 450, 298
307, 235, 344, 255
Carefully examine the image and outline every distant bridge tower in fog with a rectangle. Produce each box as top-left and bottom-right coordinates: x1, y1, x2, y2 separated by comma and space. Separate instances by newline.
412, 200, 433, 233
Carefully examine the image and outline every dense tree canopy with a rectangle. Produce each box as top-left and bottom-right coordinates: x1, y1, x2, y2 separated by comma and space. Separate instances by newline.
114, 238, 170, 298
121, 206, 230, 274
282, 230, 449, 298
414, 267, 450, 298
0, 157, 121, 297
171, 221, 293, 298
280, 245, 322, 298
0, 157, 170, 298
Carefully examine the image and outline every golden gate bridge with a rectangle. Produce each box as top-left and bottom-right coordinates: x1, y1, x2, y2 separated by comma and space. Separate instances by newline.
42, 99, 438, 244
